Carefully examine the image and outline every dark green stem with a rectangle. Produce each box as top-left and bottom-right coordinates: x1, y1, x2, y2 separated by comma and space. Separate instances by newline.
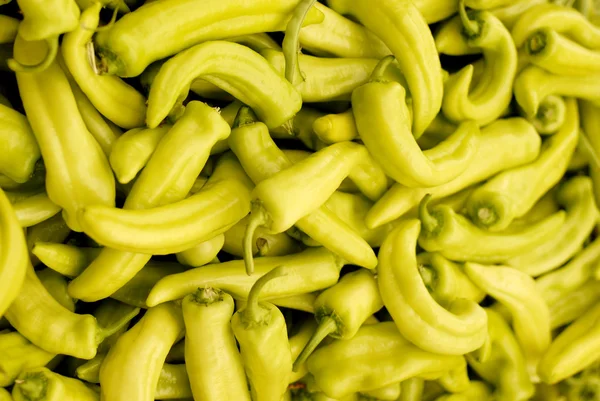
292, 316, 337, 372
527, 29, 548, 56
369, 55, 395, 82
232, 105, 258, 129
458, 0, 481, 38
282, 0, 317, 85
241, 265, 289, 325
418, 194, 439, 233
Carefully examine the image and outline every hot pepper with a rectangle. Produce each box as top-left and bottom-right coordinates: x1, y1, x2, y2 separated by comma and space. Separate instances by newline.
312, 109, 358, 145
466, 98, 578, 231
26, 214, 71, 266
378, 220, 488, 355
366, 117, 540, 228
37, 268, 75, 312
11, 192, 61, 228
360, 383, 402, 400
547, 280, 600, 330
352, 56, 478, 188
326, 0, 443, 136
176, 234, 224, 267
0, 331, 55, 387
289, 319, 318, 383
12, 367, 99, 401
94, 0, 324, 77
0, 103, 40, 183
182, 288, 251, 401
31, 243, 100, 278
522, 95, 566, 135
488, 0, 547, 30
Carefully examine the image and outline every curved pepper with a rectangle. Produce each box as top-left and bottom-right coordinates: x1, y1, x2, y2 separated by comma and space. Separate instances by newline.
489, 0, 547, 30
100, 302, 185, 401
0, 103, 40, 183
270, 107, 326, 150
12, 367, 99, 401
37, 268, 75, 312
12, 192, 61, 228
146, 247, 344, 307
466, 308, 534, 401
366, 117, 540, 228
282, 0, 317, 85
147, 41, 302, 129
232, 266, 293, 401
290, 319, 318, 383
418, 194, 566, 263
31, 243, 100, 277
312, 109, 358, 145
26, 214, 71, 266
62, 3, 146, 129
183, 288, 251, 401
505, 176, 598, 276
466, 98, 578, 231
293, 269, 383, 371
378, 220, 488, 355
0, 15, 18, 44
327, 0, 443, 136
68, 101, 229, 302
352, 57, 478, 187
0, 331, 55, 387
176, 234, 224, 267
78, 152, 253, 254
438, 3, 517, 126
548, 280, 600, 330
94, 0, 324, 77
307, 322, 464, 399
522, 95, 566, 135
464, 263, 551, 381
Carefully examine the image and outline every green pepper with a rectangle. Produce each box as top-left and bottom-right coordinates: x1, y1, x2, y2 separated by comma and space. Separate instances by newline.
360, 383, 401, 400
488, 0, 547, 30
399, 379, 425, 401
289, 319, 318, 383
326, 0, 443, 137
232, 266, 293, 401
0, 331, 56, 387
31, 243, 100, 277
0, 103, 40, 183
522, 95, 567, 135
366, 117, 541, 228
466, 98, 578, 231
0, 15, 18, 44
182, 288, 251, 401
465, 308, 535, 401
270, 107, 327, 151
11, 192, 61, 228
505, 176, 598, 276
433, 381, 492, 401
312, 109, 358, 145
0, 388, 10, 401
548, 280, 600, 330
26, 214, 71, 266
437, 358, 470, 394
176, 234, 224, 267
464, 263, 551, 381
94, 0, 324, 77
12, 367, 98, 401
581, 100, 600, 208
378, 220, 488, 355
147, 247, 344, 307
37, 268, 75, 312
307, 322, 464, 399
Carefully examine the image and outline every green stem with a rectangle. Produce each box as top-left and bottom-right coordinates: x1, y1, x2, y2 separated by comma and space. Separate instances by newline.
292, 316, 337, 372
8, 36, 59, 73
458, 0, 481, 38
243, 203, 269, 276
369, 55, 395, 82
232, 105, 258, 129
93, 6, 120, 32
418, 194, 439, 233
282, 0, 317, 85
527, 30, 548, 56
241, 265, 289, 325
15, 371, 48, 401
190, 287, 224, 305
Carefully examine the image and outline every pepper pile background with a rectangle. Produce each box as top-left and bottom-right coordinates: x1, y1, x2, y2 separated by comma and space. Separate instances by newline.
1, 0, 600, 400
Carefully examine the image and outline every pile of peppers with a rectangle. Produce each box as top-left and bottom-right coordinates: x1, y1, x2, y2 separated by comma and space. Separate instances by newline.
1, 0, 600, 400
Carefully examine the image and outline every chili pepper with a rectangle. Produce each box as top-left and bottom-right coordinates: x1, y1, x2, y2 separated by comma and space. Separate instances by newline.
522, 95, 566, 135
360, 383, 401, 400
26, 214, 71, 266
293, 269, 383, 371
580, 100, 600, 207
489, 0, 547, 30
433, 381, 492, 401
307, 322, 464, 399
270, 107, 326, 150
0, 16, 18, 44
12, 192, 61, 228
465, 308, 534, 401
312, 109, 358, 145
0, 159, 45, 193
464, 262, 551, 381
353, 57, 478, 187
12, 367, 99, 401
13, 36, 115, 232
153, 364, 192, 400
175, 234, 224, 267
289, 319, 318, 383
505, 176, 598, 276
438, 3, 517, 126
68, 100, 229, 302
232, 266, 293, 401
366, 117, 540, 228
466, 98, 578, 231
100, 302, 184, 401
31, 243, 100, 277
272, 293, 319, 314
548, 280, 600, 330
539, 302, 600, 384
327, 0, 443, 137
0, 331, 56, 387
399, 378, 424, 401
378, 220, 488, 355
0, 103, 40, 183
37, 268, 75, 312
147, 247, 344, 307
94, 0, 324, 77
182, 288, 251, 401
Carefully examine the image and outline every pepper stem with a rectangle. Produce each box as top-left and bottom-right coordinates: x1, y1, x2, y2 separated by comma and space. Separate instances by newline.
232, 105, 258, 129
418, 194, 439, 233
282, 0, 317, 85
526, 29, 548, 56
243, 204, 269, 276
15, 371, 48, 401
190, 287, 224, 305
93, 6, 120, 32
458, 0, 480, 38
292, 316, 337, 372
241, 265, 289, 325
369, 55, 396, 82
8, 36, 59, 73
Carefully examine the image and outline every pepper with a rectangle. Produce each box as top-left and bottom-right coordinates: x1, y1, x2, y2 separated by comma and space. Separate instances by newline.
0, 331, 55, 387
94, 0, 324, 77
68, 100, 229, 302
26, 214, 71, 266
465, 308, 535, 401
176, 234, 224, 267
581, 100, 600, 208
11, 192, 61, 228
522, 95, 566, 135
418, 194, 565, 263
100, 302, 185, 401
37, 268, 75, 312
12, 367, 99, 401
232, 266, 293, 401
281, 0, 317, 85
0, 103, 40, 183
312, 109, 358, 145
399, 379, 424, 401
366, 117, 541, 228
0, 15, 18, 44
378, 220, 488, 355
307, 322, 464, 399
269, 107, 327, 151
488, 0, 547, 30
465, 98, 578, 231
352, 57, 478, 187
182, 288, 251, 401
433, 381, 492, 401
360, 383, 401, 400
437, 2, 517, 126
147, 247, 344, 307
31, 243, 100, 277
109, 125, 170, 184
75, 0, 129, 12
293, 269, 383, 371
464, 262, 551, 381
0, 388, 10, 401
505, 176, 598, 276
0, 187, 28, 317
13, 36, 116, 232
548, 280, 600, 330
289, 319, 318, 383
326, 0, 443, 137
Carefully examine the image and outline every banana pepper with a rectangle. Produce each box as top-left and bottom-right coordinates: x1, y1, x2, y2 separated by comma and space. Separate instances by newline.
12, 367, 98, 401
0, 103, 40, 183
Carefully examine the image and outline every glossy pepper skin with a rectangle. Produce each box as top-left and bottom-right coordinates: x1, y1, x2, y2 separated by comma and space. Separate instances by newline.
232, 266, 293, 401
580, 100, 600, 208
0, 103, 40, 183
378, 220, 487, 355
26, 214, 71, 266
289, 319, 318, 383
183, 288, 251, 401
327, 0, 443, 137
523, 95, 566, 135
11, 192, 61, 228
12, 367, 98, 401
31, 243, 100, 278
37, 268, 75, 312
0, 331, 55, 387
94, 0, 324, 77
13, 36, 115, 233
176, 234, 224, 267
100, 302, 185, 401
547, 280, 600, 330
466, 98, 578, 231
